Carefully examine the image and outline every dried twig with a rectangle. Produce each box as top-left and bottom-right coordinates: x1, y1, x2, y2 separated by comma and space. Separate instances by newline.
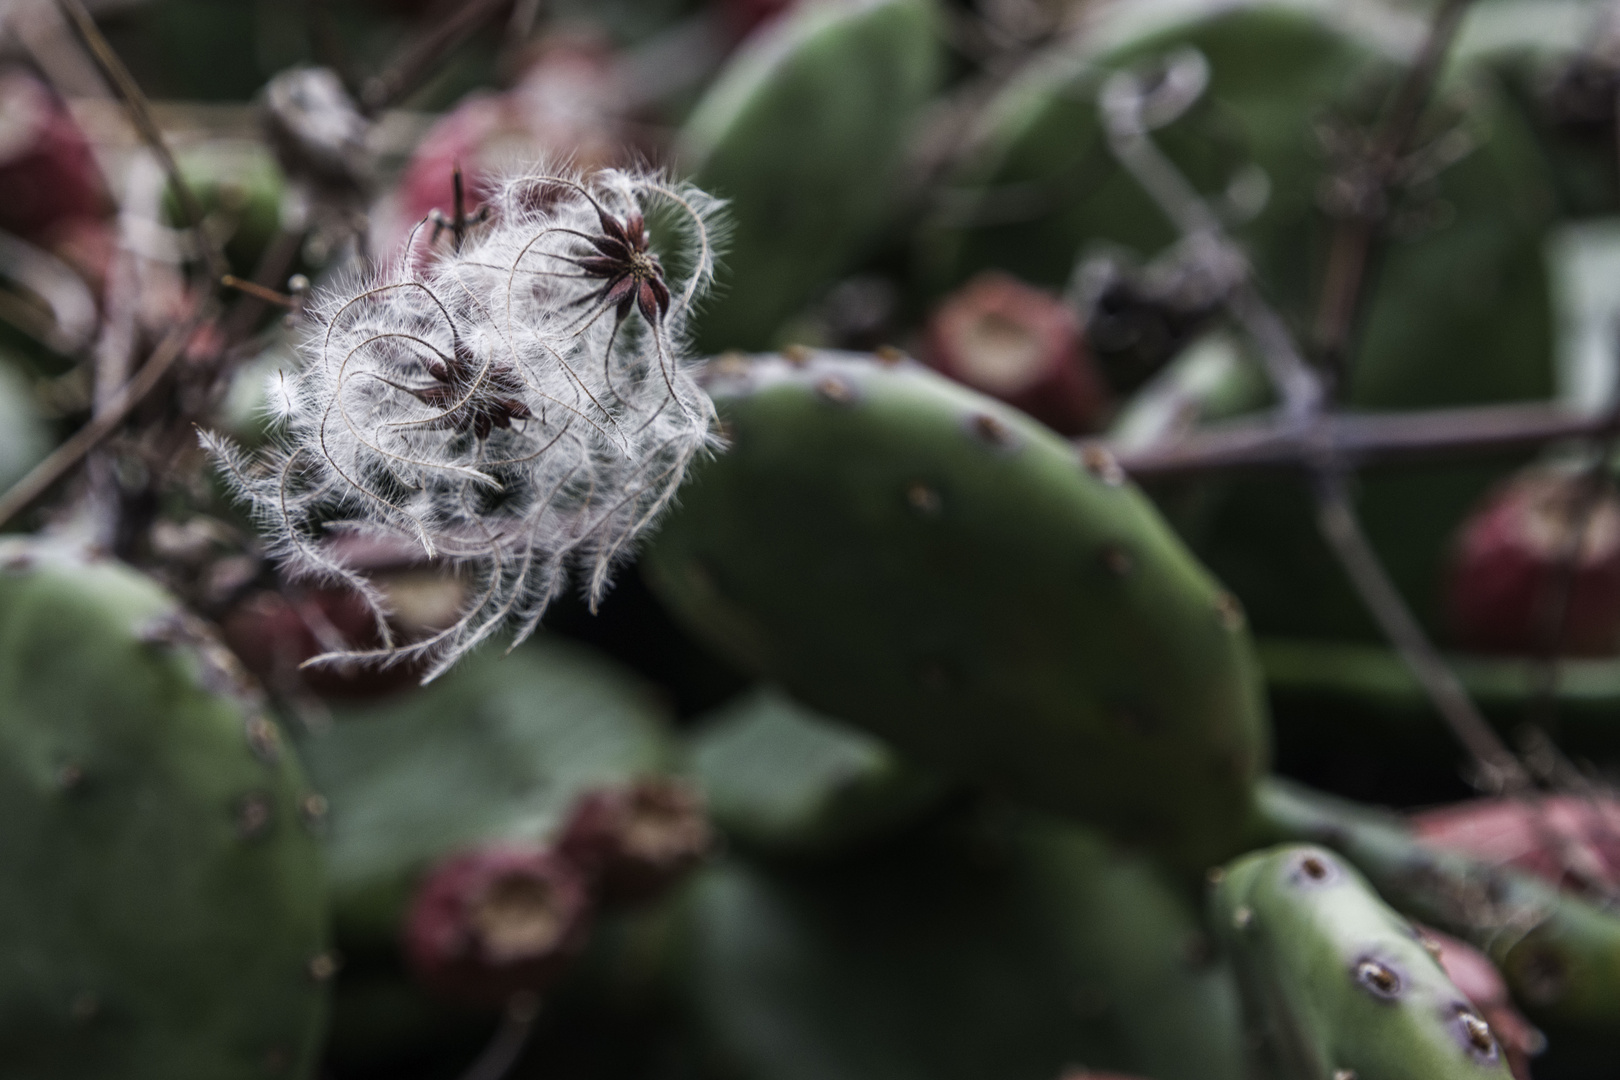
360, 0, 514, 114
0, 297, 213, 529
456, 994, 540, 1080
1313, 0, 1476, 381
1106, 401, 1620, 478
53, 0, 226, 286
1313, 468, 1529, 792
1097, 11, 1533, 794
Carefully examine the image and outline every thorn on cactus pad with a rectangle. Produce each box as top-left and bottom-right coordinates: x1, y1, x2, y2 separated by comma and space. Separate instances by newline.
235, 793, 274, 840
967, 411, 1017, 449
1079, 444, 1125, 486
299, 793, 329, 831
1099, 544, 1133, 578
1354, 957, 1403, 999
905, 482, 943, 516
816, 375, 858, 406
307, 952, 340, 982
1454, 1007, 1497, 1058
244, 715, 282, 764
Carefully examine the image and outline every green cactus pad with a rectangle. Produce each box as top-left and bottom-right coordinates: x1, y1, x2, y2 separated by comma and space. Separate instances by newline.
676, 810, 1245, 1080
1211, 842, 1514, 1080
301, 639, 677, 1071
686, 685, 950, 857
302, 639, 675, 950
1256, 779, 1620, 1041
643, 350, 1269, 868
681, 0, 941, 352
0, 540, 328, 1080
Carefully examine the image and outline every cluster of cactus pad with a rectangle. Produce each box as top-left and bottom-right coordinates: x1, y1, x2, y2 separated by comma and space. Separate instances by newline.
17, 0, 1620, 1078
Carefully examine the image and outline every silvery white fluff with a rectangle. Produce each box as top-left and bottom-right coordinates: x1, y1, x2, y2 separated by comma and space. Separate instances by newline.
205, 165, 725, 681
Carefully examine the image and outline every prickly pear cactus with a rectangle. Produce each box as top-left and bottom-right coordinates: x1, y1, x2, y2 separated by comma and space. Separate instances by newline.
1257, 779, 1620, 1048
675, 809, 1246, 1080
0, 540, 329, 1080
1211, 843, 1514, 1080
644, 350, 1269, 868
682, 0, 941, 351
686, 686, 950, 857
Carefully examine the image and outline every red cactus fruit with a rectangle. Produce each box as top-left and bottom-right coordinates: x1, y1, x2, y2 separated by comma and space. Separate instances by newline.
219, 535, 462, 699
1445, 467, 1620, 656
923, 271, 1110, 436
1424, 930, 1542, 1079
389, 36, 626, 255
219, 587, 421, 700
558, 778, 713, 907
722, 0, 798, 37
1412, 795, 1620, 895
404, 846, 593, 1008
0, 69, 109, 247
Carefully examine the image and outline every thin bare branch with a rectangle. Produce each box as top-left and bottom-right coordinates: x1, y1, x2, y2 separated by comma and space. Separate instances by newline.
1314, 469, 1529, 792
360, 0, 514, 114
53, 0, 226, 286
1313, 0, 1477, 380
1105, 401, 1619, 478
0, 297, 214, 529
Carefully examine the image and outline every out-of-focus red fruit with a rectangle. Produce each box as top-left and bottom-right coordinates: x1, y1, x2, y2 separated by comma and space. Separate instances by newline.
0, 69, 110, 246
219, 535, 463, 699
1424, 930, 1543, 1079
220, 587, 419, 700
923, 271, 1110, 436
722, 0, 798, 37
405, 846, 593, 1008
558, 778, 712, 907
1445, 467, 1620, 656
1412, 795, 1620, 894
389, 35, 626, 255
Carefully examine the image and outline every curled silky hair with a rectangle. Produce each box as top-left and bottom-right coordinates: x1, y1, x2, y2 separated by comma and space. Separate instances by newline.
206, 163, 726, 681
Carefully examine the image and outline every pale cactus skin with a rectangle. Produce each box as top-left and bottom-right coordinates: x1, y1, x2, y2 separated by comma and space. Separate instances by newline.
0, 540, 329, 1080
1211, 843, 1513, 1080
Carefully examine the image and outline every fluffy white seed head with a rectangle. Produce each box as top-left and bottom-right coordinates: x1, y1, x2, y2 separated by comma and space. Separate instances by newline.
206, 164, 726, 681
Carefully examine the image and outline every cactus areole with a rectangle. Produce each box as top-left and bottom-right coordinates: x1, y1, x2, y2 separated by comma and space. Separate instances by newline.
644, 351, 1270, 869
